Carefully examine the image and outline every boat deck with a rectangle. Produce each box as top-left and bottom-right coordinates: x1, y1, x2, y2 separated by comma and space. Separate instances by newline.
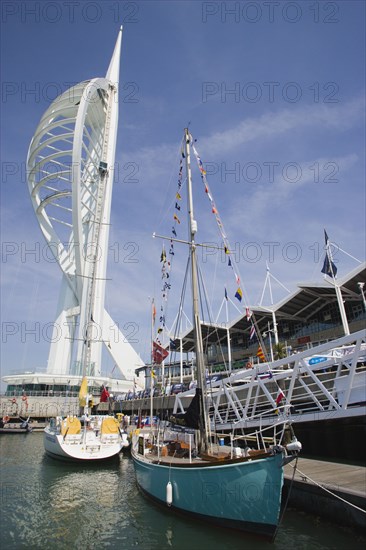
135, 441, 274, 467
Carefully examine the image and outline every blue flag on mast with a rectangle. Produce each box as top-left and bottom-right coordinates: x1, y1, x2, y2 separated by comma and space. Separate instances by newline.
321, 230, 337, 277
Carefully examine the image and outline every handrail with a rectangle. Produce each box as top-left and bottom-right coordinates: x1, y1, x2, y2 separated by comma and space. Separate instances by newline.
1, 391, 80, 398
206, 330, 366, 429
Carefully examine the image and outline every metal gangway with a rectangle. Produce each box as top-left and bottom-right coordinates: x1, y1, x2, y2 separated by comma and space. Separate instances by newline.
174, 329, 366, 430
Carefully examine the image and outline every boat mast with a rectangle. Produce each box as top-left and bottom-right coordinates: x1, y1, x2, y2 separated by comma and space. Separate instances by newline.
183, 128, 210, 452
150, 299, 155, 431
78, 161, 108, 415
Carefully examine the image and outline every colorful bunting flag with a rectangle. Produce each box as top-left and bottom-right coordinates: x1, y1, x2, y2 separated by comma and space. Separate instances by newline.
152, 302, 156, 324
235, 287, 242, 302
191, 136, 249, 316
153, 341, 169, 364
256, 345, 265, 362
276, 389, 285, 406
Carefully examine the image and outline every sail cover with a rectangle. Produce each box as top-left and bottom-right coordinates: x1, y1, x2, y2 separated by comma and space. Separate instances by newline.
170, 388, 202, 430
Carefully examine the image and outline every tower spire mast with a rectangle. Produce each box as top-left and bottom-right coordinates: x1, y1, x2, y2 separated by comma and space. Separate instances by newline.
107, 25, 123, 82
27, 28, 145, 381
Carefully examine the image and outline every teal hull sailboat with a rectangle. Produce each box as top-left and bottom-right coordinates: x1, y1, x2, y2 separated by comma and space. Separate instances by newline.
131, 129, 301, 540
133, 443, 284, 537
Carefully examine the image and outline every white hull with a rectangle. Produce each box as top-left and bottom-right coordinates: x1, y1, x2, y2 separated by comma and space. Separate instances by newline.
43, 417, 129, 462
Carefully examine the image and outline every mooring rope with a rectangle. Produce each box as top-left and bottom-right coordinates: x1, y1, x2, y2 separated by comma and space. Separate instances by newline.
273, 456, 299, 541
288, 462, 366, 514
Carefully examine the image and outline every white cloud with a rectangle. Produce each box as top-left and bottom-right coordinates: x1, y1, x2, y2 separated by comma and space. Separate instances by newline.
199, 96, 364, 155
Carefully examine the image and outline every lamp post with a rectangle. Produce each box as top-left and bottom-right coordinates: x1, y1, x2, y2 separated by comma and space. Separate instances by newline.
358, 282, 366, 311
262, 322, 276, 362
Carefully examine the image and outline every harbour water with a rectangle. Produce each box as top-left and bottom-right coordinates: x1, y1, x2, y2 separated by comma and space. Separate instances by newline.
1, 433, 364, 550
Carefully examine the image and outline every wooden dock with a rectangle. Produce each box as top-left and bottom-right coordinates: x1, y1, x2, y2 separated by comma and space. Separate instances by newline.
284, 457, 366, 532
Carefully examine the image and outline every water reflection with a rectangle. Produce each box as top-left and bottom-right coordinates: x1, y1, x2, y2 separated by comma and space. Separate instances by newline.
1, 433, 365, 549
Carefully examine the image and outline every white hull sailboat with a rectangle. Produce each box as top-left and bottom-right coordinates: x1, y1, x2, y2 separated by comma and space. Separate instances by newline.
44, 376, 129, 461
44, 414, 128, 462
131, 129, 301, 540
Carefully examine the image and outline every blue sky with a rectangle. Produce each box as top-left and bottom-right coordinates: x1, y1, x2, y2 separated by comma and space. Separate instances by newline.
1, 0, 365, 381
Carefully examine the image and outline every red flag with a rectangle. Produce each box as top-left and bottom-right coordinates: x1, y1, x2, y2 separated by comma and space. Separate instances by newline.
276, 389, 285, 406
153, 341, 169, 364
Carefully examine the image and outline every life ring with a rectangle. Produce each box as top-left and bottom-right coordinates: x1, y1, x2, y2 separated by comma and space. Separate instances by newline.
3, 416, 10, 423
246, 362, 253, 369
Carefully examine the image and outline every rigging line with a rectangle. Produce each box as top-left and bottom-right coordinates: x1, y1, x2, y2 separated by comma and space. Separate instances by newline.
190, 138, 267, 355
158, 262, 175, 347
268, 270, 291, 294
189, 136, 249, 301
334, 245, 361, 263
197, 263, 214, 326
172, 257, 191, 342
310, 248, 322, 282
153, 157, 188, 348
153, 233, 226, 250
190, 134, 272, 364
197, 264, 206, 326
248, 312, 270, 363
208, 237, 220, 319
170, 260, 192, 366
153, 245, 176, 350
153, 137, 186, 233
196, 263, 228, 372
156, 173, 187, 234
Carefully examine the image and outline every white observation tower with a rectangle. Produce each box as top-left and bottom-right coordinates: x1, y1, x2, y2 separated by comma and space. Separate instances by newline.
27, 27, 144, 381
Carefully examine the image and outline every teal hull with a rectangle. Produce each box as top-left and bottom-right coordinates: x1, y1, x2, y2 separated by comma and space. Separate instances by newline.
132, 452, 284, 538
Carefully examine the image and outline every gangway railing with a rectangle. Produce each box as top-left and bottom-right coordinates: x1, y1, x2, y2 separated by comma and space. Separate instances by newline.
174, 329, 366, 430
